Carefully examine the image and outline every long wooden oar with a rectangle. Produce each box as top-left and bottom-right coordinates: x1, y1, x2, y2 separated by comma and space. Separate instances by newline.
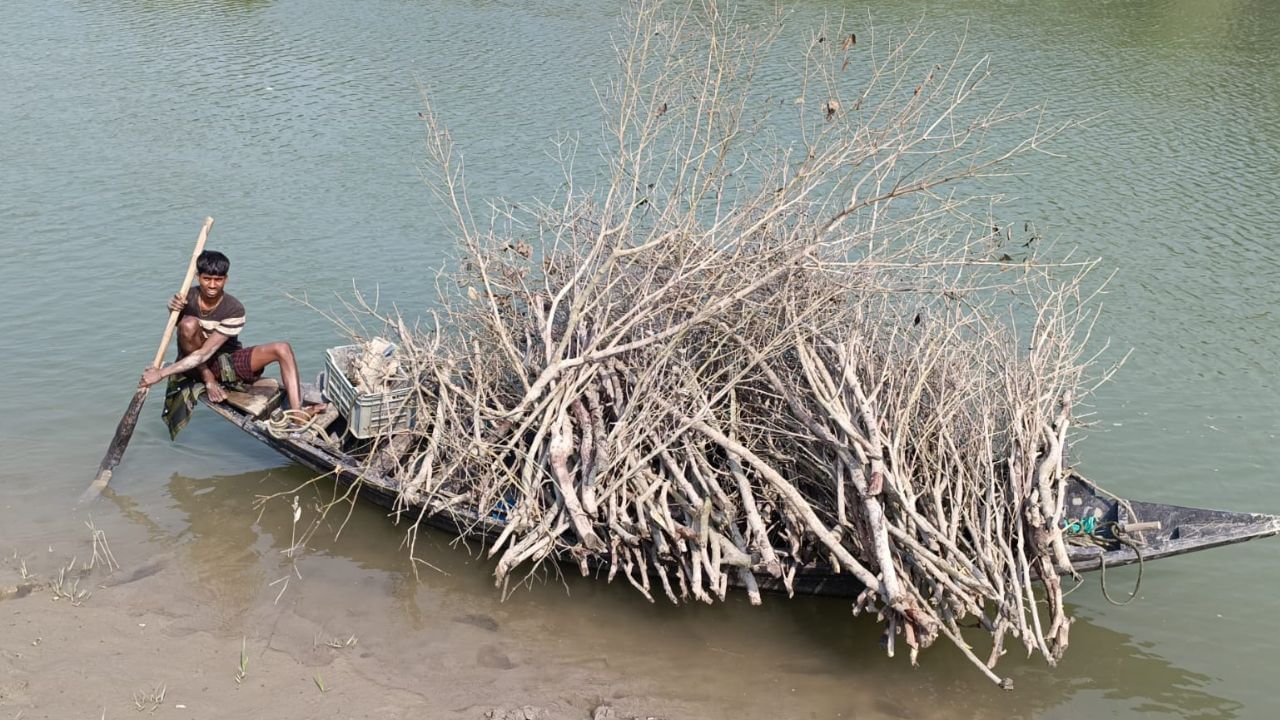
81, 217, 214, 502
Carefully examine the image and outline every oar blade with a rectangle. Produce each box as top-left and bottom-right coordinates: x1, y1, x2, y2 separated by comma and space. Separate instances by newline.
81, 385, 150, 503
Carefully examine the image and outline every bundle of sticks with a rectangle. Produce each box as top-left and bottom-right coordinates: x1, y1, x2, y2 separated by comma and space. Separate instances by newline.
348, 1, 1114, 684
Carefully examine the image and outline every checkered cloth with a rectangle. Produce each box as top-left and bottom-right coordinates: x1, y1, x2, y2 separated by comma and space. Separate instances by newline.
161, 347, 261, 440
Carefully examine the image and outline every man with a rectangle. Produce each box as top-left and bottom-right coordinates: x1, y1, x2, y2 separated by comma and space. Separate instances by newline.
139, 250, 324, 438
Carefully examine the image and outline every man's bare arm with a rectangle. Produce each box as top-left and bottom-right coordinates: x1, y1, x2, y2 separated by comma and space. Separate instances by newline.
139, 332, 230, 387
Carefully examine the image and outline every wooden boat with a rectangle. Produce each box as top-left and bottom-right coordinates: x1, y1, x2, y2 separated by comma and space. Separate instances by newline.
202, 383, 1280, 598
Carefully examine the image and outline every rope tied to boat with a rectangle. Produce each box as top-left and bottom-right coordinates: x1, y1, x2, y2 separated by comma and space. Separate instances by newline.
1062, 516, 1145, 606
264, 409, 326, 440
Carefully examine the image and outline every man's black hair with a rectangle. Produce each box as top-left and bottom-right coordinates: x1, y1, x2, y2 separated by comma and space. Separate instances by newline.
196, 250, 230, 276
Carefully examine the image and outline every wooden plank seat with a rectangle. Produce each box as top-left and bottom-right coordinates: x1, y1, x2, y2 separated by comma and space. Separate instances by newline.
223, 378, 283, 418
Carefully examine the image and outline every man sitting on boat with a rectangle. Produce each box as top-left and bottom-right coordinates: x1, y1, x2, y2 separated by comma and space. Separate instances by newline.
138, 249, 325, 438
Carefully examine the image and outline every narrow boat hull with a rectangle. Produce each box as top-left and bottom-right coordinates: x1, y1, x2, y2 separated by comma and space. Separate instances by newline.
203, 398, 1280, 598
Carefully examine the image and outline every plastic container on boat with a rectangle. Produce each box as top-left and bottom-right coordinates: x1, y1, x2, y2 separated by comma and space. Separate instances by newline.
323, 345, 415, 438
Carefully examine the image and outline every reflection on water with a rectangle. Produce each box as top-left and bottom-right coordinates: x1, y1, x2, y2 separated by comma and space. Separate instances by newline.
3, 0, 1279, 715
76, 468, 1240, 719
1023, 613, 1243, 720
166, 472, 268, 629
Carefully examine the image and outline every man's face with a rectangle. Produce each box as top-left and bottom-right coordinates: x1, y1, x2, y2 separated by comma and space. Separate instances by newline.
197, 273, 227, 300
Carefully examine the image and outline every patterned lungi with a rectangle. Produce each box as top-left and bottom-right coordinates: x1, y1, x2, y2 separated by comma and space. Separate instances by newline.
161, 347, 261, 440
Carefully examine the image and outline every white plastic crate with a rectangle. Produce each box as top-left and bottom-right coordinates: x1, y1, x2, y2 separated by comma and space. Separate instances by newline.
323, 345, 416, 438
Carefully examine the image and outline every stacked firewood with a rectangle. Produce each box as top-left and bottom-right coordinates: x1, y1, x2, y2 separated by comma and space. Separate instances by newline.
353, 1, 1111, 685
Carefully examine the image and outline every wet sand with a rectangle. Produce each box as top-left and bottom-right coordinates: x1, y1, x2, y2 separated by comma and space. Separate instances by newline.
1, 548, 686, 720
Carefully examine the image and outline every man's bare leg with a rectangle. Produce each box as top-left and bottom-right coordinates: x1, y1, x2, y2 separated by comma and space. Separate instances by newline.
177, 316, 227, 401
248, 342, 324, 414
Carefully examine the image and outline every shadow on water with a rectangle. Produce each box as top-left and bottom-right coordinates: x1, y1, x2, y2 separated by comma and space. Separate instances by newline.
103, 466, 506, 626
97, 465, 1243, 719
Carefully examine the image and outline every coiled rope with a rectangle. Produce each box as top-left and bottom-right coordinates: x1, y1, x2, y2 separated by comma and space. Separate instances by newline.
264, 408, 325, 439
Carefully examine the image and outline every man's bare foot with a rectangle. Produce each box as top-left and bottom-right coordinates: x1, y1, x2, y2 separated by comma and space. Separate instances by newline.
298, 403, 328, 419
206, 382, 228, 403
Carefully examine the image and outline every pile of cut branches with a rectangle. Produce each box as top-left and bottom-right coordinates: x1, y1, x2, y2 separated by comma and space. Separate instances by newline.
345, 1, 1116, 685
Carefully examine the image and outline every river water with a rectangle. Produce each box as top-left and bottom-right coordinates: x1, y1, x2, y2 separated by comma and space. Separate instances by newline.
1, 1, 1277, 717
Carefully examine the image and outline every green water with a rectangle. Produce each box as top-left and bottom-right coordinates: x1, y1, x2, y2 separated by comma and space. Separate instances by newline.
1, 0, 1278, 717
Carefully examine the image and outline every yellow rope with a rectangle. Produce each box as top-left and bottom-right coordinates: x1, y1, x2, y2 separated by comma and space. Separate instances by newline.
264, 409, 324, 439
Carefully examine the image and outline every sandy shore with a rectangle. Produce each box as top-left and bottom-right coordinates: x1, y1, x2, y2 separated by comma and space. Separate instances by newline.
0, 553, 683, 720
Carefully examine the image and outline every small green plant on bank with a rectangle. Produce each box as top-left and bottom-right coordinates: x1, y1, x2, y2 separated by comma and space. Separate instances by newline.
234, 637, 248, 684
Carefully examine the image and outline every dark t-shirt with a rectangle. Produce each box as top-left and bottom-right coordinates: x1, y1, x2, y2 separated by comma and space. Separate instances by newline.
182, 286, 247, 356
